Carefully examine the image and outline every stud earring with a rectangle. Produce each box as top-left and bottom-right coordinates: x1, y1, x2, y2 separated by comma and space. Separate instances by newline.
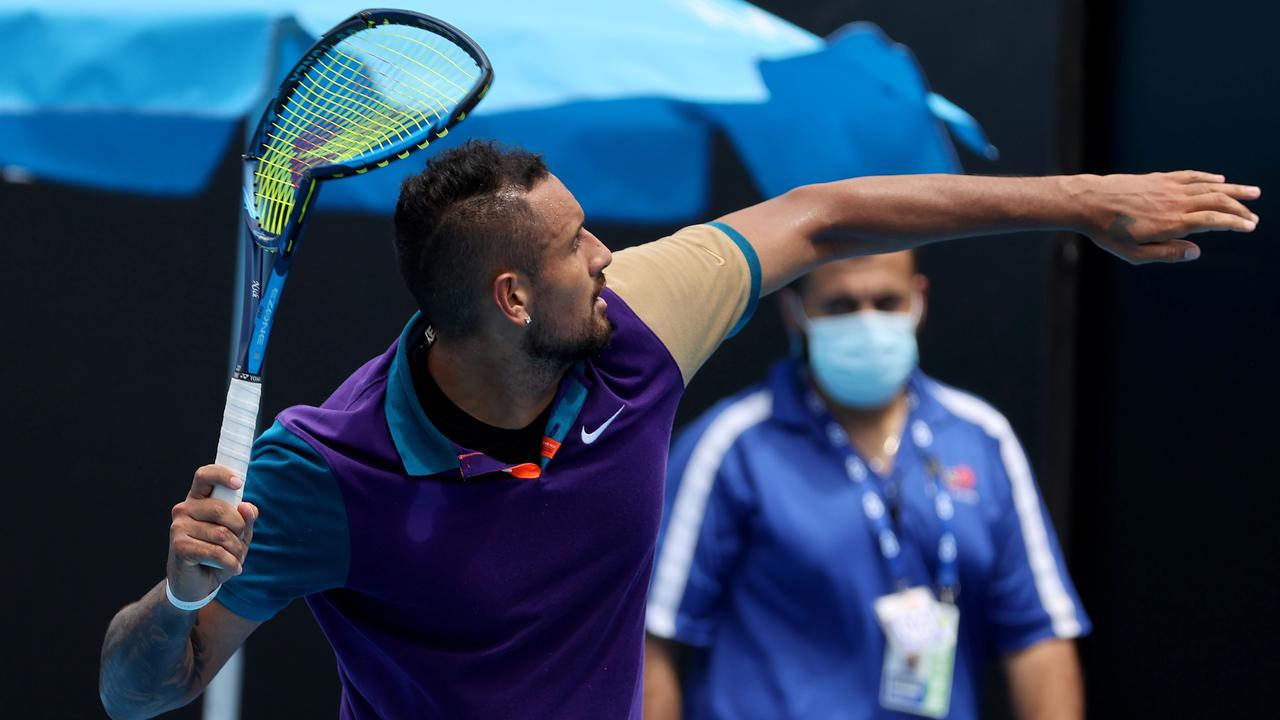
524, 315, 532, 326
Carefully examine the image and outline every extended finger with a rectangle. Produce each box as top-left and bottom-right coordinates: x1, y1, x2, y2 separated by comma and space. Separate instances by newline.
1186, 192, 1259, 221
1167, 170, 1226, 184
1128, 239, 1202, 264
1181, 210, 1258, 235
189, 465, 243, 500
1183, 182, 1262, 200
178, 498, 248, 536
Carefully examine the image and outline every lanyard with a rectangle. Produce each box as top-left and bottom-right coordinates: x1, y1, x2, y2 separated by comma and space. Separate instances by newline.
808, 392, 959, 602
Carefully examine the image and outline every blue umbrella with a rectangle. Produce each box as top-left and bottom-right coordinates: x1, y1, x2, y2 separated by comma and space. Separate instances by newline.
1, 0, 993, 222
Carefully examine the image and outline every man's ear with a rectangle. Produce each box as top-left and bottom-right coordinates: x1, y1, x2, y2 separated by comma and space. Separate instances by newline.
493, 271, 532, 328
778, 288, 807, 355
778, 287, 806, 334
912, 273, 930, 329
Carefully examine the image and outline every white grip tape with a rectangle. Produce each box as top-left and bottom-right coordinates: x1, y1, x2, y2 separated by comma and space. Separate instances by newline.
211, 377, 262, 507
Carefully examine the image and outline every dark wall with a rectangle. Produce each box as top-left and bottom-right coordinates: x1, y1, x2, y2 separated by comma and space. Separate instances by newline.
3, 1, 1075, 718
3, 159, 241, 719
1074, 0, 1280, 717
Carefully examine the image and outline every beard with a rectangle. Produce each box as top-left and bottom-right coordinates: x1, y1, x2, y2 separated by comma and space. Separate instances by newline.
521, 303, 612, 365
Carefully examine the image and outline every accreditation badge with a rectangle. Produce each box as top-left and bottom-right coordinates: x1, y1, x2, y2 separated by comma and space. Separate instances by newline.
874, 588, 958, 718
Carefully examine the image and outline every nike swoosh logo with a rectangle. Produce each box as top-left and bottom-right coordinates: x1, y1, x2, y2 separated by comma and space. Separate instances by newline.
581, 405, 625, 445
698, 245, 727, 266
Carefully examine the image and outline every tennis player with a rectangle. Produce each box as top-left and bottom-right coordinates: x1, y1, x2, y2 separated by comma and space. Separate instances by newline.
99, 141, 1259, 719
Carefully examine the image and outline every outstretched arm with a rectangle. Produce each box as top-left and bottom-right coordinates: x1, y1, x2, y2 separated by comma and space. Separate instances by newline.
716, 171, 1261, 293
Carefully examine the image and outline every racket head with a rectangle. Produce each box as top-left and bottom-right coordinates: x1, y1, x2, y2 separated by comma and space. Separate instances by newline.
242, 8, 493, 252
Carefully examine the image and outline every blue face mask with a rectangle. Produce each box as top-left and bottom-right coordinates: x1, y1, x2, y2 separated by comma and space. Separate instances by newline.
796, 297, 921, 409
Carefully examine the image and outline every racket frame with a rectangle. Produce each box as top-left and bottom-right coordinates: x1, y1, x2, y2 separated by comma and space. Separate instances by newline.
210, 8, 492, 508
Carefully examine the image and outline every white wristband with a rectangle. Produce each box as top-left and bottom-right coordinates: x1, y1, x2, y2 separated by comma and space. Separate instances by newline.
165, 580, 220, 612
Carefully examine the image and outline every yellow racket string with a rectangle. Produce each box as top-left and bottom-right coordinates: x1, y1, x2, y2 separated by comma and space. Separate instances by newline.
343, 29, 474, 113
312, 52, 435, 140
331, 47, 451, 122
285, 65, 410, 158
297, 35, 465, 146
258, 56, 448, 231
253, 23, 480, 235
281, 72, 385, 153
344, 38, 470, 104
265, 66, 406, 187
382, 30, 477, 81
276, 32, 465, 155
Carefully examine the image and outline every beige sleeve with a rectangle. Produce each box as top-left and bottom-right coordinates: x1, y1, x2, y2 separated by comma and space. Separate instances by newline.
607, 223, 759, 385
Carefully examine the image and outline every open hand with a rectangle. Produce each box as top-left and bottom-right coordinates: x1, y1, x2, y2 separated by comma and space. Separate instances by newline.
1075, 170, 1260, 264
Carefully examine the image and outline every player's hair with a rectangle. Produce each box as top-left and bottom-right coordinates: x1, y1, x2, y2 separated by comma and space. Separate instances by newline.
788, 248, 919, 295
394, 140, 550, 338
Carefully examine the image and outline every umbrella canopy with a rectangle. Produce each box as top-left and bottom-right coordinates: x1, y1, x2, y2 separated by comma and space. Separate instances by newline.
1, 0, 993, 222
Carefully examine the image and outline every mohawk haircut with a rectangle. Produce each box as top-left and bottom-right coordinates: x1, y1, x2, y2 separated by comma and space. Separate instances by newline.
394, 140, 550, 338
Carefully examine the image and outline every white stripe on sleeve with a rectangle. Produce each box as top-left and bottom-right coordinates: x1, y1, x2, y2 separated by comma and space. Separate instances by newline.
647, 389, 773, 639
929, 384, 1083, 638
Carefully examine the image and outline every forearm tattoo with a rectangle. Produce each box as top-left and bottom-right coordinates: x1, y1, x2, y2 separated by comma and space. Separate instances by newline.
100, 585, 205, 718
190, 613, 208, 680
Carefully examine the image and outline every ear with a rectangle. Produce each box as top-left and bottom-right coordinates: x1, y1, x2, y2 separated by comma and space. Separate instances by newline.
778, 287, 806, 334
778, 288, 808, 355
911, 273, 930, 329
492, 271, 532, 328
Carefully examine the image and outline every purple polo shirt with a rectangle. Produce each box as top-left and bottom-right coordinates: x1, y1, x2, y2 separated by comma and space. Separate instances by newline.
218, 223, 761, 718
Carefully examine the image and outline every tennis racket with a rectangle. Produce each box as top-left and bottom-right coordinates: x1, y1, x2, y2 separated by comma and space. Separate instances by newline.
210, 8, 492, 508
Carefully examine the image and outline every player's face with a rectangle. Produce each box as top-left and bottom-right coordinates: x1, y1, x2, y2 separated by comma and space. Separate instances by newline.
798, 251, 925, 320
522, 174, 614, 363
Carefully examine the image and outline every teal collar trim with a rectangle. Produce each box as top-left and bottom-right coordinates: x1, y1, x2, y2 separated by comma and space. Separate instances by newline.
541, 363, 590, 469
384, 312, 460, 476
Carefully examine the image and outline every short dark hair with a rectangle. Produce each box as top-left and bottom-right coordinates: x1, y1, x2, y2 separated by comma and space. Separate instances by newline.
787, 247, 919, 296
394, 140, 550, 337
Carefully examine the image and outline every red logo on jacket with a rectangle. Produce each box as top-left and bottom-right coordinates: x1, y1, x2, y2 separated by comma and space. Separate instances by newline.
945, 464, 979, 504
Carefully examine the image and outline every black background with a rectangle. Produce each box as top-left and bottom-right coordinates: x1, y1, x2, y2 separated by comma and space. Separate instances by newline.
3, 0, 1276, 717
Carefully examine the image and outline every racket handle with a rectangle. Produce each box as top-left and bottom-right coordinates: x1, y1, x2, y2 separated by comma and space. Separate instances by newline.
211, 377, 262, 507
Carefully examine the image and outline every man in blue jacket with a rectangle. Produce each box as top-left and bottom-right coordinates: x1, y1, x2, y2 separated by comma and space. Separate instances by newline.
646, 250, 1088, 720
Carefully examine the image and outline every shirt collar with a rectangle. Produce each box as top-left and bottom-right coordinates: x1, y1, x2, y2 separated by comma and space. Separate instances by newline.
904, 371, 953, 429
383, 312, 591, 480
384, 312, 462, 476
767, 358, 817, 430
